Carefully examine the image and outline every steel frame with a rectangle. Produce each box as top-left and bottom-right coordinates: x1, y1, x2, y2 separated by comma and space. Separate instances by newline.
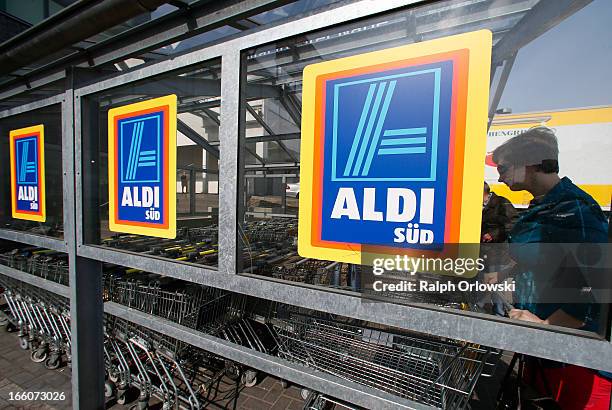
0, 0, 610, 409
104, 301, 431, 410
0, 266, 70, 298
0, 94, 68, 253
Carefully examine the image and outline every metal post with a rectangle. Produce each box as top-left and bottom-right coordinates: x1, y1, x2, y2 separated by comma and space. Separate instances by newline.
218, 51, 243, 275
281, 175, 287, 214
189, 169, 196, 215
69, 257, 104, 409
66, 70, 105, 409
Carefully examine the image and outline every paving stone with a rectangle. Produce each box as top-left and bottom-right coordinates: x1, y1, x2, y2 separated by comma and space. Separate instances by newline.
0, 380, 20, 397
282, 385, 305, 401
8, 370, 38, 385
241, 397, 272, 410
0, 341, 18, 351
271, 395, 293, 410
47, 402, 71, 410
21, 360, 48, 375
263, 383, 284, 403
3, 396, 32, 407
3, 349, 27, 360
234, 391, 253, 409
258, 375, 276, 389
47, 374, 70, 389
287, 399, 305, 410
242, 385, 270, 399
1, 326, 331, 410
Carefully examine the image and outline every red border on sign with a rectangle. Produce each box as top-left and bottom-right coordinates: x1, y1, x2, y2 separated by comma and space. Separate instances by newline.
309, 49, 470, 258
12, 132, 44, 217
113, 105, 170, 229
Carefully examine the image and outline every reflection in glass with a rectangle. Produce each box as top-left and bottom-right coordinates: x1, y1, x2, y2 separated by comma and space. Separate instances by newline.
0, 104, 64, 238
237, 0, 611, 335
82, 60, 221, 267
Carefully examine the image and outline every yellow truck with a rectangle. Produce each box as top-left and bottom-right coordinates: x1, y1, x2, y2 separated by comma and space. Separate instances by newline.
485, 106, 612, 211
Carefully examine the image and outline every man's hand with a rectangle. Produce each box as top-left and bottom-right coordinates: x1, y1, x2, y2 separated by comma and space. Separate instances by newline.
509, 309, 545, 324
482, 233, 493, 242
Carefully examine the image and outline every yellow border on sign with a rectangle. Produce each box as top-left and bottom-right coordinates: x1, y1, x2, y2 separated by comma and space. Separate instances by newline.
108, 94, 177, 239
9, 125, 46, 222
298, 30, 492, 264
489, 106, 612, 129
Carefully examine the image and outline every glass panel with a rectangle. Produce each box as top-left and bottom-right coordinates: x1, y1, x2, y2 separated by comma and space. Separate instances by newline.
0, 239, 69, 285
0, 103, 64, 237
238, 0, 612, 337
82, 59, 221, 268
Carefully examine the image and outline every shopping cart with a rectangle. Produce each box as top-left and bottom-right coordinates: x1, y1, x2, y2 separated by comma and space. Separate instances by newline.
104, 272, 224, 326
302, 391, 360, 410
0, 248, 29, 271
0, 274, 71, 369
102, 258, 498, 409
269, 313, 493, 410
0, 248, 69, 285
105, 315, 242, 409
27, 252, 69, 285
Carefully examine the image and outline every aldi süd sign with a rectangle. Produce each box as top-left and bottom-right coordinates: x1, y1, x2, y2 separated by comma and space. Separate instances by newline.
108, 95, 177, 239
298, 30, 492, 264
9, 125, 46, 222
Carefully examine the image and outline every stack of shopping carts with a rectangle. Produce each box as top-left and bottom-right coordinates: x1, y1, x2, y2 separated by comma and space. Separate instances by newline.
102, 226, 219, 265
269, 312, 493, 410
102, 267, 497, 409
0, 275, 71, 369
104, 315, 247, 408
0, 247, 69, 285
104, 271, 222, 326
104, 271, 271, 387
0, 248, 29, 271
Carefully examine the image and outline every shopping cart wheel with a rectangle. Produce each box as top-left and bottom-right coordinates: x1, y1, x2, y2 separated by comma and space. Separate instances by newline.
5, 323, 16, 332
116, 390, 129, 405
104, 381, 115, 398
108, 372, 119, 383
280, 379, 289, 389
45, 356, 61, 370
224, 362, 240, 380
242, 370, 258, 388
130, 394, 149, 410
130, 401, 149, 410
19, 336, 29, 350
301, 388, 311, 400
139, 401, 149, 410
31, 348, 48, 363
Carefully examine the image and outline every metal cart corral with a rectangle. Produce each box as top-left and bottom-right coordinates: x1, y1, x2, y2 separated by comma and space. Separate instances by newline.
0, 1, 610, 409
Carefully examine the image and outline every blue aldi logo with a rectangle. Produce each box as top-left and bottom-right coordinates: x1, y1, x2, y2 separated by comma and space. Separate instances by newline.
331, 68, 442, 183
16, 137, 39, 185
298, 31, 492, 264
9, 125, 46, 222
108, 95, 177, 239
322, 62, 451, 248
119, 114, 163, 212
